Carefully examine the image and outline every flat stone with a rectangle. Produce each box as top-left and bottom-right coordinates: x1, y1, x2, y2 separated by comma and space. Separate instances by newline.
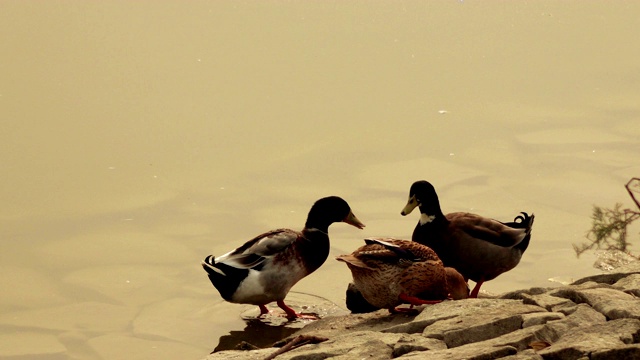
392, 334, 447, 357
591, 344, 640, 360
520, 292, 575, 311
533, 304, 606, 343
550, 287, 640, 320
614, 273, 640, 297
500, 287, 550, 300
420, 301, 545, 348
397, 342, 518, 360
476, 324, 546, 352
384, 298, 540, 335
269, 331, 403, 360
497, 349, 544, 360
521, 312, 564, 328
538, 318, 640, 359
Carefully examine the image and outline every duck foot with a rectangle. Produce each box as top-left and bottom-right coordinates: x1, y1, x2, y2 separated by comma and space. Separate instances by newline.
277, 300, 319, 320
257, 304, 270, 317
264, 335, 328, 360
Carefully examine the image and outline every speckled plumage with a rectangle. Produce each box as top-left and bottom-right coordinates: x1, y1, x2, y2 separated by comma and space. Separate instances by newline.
337, 238, 455, 311
401, 180, 535, 298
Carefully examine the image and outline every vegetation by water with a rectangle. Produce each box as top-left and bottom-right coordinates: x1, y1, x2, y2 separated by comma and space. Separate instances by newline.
574, 178, 640, 258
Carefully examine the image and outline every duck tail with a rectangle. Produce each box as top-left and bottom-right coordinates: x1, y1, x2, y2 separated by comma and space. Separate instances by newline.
202, 255, 226, 276
514, 212, 534, 253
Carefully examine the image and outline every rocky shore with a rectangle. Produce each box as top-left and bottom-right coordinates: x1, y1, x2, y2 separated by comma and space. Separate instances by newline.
206, 261, 640, 360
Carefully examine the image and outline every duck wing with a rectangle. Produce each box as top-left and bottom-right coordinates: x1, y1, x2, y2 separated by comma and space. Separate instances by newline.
447, 213, 529, 248
215, 229, 300, 269
362, 238, 442, 263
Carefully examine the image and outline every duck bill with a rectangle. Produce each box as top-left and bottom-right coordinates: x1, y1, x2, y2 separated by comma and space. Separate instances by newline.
401, 196, 418, 216
343, 211, 365, 229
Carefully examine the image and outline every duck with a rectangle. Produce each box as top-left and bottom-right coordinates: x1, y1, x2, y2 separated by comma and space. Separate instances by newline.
202, 196, 365, 319
337, 238, 465, 313
401, 180, 535, 298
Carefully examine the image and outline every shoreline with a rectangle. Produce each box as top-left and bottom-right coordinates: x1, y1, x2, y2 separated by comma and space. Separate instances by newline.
206, 259, 640, 360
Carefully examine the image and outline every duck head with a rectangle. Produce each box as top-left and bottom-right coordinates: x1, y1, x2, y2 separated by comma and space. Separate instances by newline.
400, 181, 442, 224
306, 196, 365, 232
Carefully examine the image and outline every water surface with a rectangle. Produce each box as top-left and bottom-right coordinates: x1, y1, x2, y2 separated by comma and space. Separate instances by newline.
2, 2, 639, 359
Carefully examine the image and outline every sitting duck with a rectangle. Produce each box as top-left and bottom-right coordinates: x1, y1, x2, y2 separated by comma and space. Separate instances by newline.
401, 180, 535, 298
337, 238, 467, 313
202, 196, 365, 319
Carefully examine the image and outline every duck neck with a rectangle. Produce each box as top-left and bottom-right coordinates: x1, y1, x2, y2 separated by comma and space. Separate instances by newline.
299, 228, 331, 273
418, 203, 446, 227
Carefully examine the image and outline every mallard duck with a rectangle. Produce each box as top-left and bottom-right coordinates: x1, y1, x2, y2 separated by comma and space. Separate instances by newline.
337, 238, 461, 313
202, 196, 365, 319
345, 265, 469, 313
401, 180, 535, 298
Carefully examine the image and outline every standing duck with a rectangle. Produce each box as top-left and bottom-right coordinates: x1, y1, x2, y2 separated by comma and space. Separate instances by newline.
337, 238, 463, 313
401, 180, 534, 298
202, 196, 365, 319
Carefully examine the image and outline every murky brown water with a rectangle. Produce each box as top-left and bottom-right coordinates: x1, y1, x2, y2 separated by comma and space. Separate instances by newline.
2, 2, 639, 359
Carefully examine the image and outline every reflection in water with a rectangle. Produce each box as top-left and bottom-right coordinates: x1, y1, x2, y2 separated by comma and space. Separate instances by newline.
213, 317, 300, 353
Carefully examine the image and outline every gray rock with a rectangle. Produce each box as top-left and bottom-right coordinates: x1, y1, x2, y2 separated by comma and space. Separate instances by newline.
391, 334, 447, 357
614, 273, 640, 297
538, 318, 640, 360
591, 344, 640, 360
497, 349, 544, 360
533, 304, 606, 344
397, 342, 518, 360
550, 286, 640, 319
420, 300, 545, 348
206, 262, 640, 360
500, 287, 550, 300
520, 292, 574, 311
521, 312, 564, 327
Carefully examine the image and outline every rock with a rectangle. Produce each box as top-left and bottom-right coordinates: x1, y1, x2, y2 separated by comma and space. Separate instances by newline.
521, 312, 564, 327
534, 304, 606, 343
499, 349, 544, 359
206, 260, 640, 360
397, 342, 518, 360
614, 273, 640, 297
420, 301, 545, 348
391, 334, 447, 357
550, 287, 640, 320
537, 318, 640, 359
519, 292, 575, 311
591, 344, 640, 360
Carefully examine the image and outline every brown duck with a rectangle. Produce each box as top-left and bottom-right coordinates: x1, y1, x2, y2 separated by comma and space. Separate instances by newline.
337, 238, 467, 313
401, 180, 535, 298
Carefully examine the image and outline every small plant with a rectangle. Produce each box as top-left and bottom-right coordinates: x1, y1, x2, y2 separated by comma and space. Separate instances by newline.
574, 178, 640, 257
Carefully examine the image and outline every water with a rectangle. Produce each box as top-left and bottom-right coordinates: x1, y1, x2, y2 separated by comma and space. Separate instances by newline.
1, 2, 639, 359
